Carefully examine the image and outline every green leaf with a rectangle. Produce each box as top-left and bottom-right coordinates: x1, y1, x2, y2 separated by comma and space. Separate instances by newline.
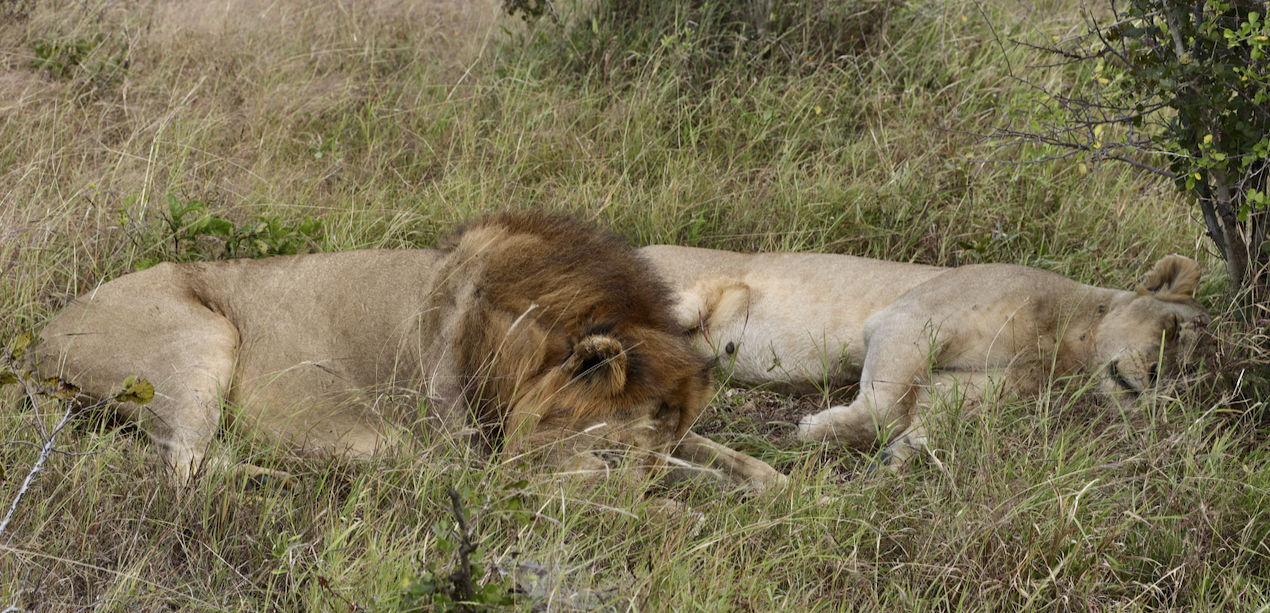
115, 376, 155, 405
477, 582, 512, 605
167, 194, 182, 219
1249, 189, 1269, 209
41, 376, 80, 400
186, 215, 209, 234
6, 333, 34, 362
298, 217, 323, 237
204, 217, 233, 236
169, 196, 205, 224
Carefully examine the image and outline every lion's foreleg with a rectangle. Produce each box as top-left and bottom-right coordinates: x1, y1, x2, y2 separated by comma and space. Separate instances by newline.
668, 431, 788, 496
139, 348, 238, 483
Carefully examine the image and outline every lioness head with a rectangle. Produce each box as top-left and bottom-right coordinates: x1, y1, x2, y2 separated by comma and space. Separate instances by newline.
441, 213, 714, 477
1093, 255, 1211, 397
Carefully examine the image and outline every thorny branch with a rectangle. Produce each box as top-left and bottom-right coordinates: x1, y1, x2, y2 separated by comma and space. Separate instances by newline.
0, 386, 101, 541
0, 334, 147, 549
978, 0, 1270, 290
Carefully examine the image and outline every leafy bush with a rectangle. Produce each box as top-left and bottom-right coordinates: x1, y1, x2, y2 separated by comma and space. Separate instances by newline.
1111, 0, 1270, 291
396, 486, 528, 612
994, 0, 1270, 292
121, 195, 324, 269
30, 38, 98, 80
29, 33, 130, 100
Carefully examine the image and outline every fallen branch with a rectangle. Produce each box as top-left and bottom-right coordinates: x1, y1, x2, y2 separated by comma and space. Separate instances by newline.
0, 392, 91, 540
447, 487, 478, 610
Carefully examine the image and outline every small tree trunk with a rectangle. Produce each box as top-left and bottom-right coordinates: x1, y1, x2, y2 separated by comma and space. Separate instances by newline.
1246, 214, 1269, 299
1198, 197, 1229, 259
1211, 170, 1250, 288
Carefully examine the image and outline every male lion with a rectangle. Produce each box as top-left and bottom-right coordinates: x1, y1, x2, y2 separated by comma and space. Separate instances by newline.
37, 213, 785, 493
640, 245, 1211, 466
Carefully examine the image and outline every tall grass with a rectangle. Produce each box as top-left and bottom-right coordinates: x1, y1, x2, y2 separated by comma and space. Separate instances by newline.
2, 0, 1267, 610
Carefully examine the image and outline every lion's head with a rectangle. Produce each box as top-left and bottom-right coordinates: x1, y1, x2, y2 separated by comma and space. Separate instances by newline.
1092, 255, 1211, 397
440, 212, 714, 476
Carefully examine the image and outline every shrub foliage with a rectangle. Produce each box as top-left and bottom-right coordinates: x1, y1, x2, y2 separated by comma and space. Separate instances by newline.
998, 0, 1270, 291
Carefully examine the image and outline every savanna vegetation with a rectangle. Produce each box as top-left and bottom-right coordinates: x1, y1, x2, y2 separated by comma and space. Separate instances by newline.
1, 0, 1268, 610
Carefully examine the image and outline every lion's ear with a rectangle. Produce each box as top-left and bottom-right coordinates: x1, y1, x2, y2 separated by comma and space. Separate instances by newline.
563, 335, 628, 395
1138, 255, 1201, 300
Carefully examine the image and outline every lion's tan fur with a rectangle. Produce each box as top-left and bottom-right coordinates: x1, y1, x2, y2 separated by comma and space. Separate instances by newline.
640, 246, 1211, 465
37, 214, 785, 492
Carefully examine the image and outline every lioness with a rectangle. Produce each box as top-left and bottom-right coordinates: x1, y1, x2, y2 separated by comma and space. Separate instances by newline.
37, 213, 785, 493
640, 245, 1211, 465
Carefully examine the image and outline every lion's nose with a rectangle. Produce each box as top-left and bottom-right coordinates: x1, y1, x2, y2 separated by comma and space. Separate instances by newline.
1108, 361, 1141, 397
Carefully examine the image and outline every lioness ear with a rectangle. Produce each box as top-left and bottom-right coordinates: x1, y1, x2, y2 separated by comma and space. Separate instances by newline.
1137, 255, 1201, 300
563, 334, 628, 395
708, 283, 751, 324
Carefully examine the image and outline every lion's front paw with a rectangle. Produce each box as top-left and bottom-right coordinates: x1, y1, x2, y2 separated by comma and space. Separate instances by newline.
745, 468, 790, 497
